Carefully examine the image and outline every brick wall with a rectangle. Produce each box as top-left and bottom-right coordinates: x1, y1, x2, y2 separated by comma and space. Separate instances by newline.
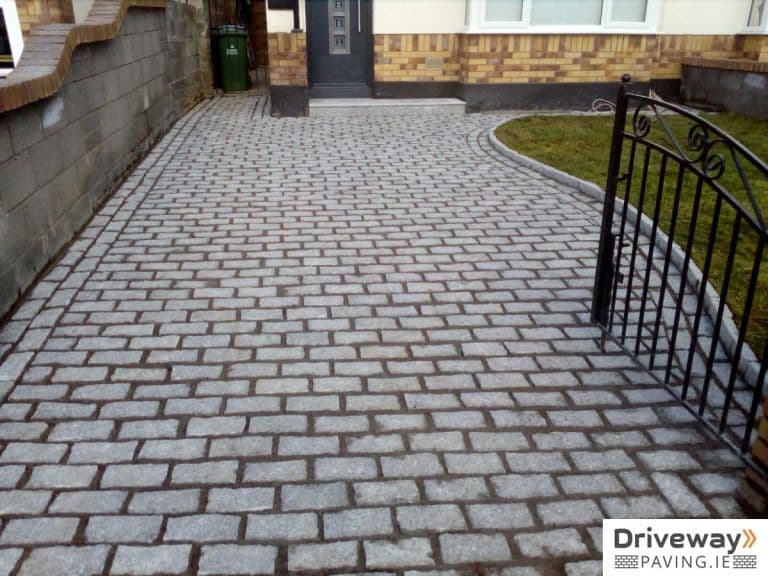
373, 33, 741, 85
374, 34, 460, 83
267, 32, 307, 86
16, 0, 74, 36
741, 35, 768, 62
0, 2, 212, 318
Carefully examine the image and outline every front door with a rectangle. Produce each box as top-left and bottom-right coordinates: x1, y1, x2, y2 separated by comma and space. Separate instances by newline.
307, 0, 372, 97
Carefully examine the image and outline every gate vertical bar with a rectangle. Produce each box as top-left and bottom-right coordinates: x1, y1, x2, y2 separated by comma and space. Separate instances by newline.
591, 75, 631, 326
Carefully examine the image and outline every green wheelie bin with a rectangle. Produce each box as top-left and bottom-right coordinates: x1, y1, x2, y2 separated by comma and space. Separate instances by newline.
217, 25, 250, 92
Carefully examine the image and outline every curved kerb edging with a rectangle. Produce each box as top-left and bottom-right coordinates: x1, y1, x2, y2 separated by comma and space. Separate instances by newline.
488, 122, 762, 390
0, 0, 167, 114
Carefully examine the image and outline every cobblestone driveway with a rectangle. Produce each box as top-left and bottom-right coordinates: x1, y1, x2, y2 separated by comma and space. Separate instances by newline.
0, 96, 747, 575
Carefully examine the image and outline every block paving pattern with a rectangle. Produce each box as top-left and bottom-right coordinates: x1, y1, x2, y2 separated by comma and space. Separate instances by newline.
0, 95, 748, 575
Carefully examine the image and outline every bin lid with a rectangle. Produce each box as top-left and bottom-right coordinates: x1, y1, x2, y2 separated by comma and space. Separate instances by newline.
216, 24, 247, 36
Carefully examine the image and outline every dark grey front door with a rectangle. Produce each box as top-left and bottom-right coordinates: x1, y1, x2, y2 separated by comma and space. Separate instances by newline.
307, 0, 372, 97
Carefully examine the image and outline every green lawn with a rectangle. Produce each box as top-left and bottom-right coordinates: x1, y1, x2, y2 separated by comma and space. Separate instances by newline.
495, 112, 768, 358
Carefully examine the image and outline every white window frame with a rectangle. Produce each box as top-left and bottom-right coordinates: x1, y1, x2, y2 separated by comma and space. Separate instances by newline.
744, 0, 768, 33
464, 0, 661, 34
0, 0, 24, 77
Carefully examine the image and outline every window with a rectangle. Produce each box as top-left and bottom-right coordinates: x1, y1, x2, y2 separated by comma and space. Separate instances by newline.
464, 0, 659, 32
746, 0, 768, 31
0, 9, 12, 70
0, 0, 23, 76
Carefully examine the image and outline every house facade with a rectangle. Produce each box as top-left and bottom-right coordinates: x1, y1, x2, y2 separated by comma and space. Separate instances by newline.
267, 0, 768, 114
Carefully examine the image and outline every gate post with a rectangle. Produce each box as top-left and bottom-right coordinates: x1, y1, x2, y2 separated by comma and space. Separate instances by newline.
591, 74, 632, 325
743, 398, 768, 514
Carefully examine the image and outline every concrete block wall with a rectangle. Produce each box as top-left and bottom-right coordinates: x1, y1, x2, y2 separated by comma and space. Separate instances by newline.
0, 3, 210, 318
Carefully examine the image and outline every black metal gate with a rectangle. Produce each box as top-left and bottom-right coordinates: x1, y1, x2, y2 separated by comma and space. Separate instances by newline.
592, 76, 768, 473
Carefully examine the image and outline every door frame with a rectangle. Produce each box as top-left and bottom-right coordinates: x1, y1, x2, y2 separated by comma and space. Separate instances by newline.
305, 0, 374, 95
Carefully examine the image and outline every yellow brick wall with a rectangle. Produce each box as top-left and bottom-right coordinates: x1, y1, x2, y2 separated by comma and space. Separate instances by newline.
374, 33, 743, 85
267, 32, 307, 87
374, 34, 460, 82
741, 35, 768, 62
16, 0, 74, 37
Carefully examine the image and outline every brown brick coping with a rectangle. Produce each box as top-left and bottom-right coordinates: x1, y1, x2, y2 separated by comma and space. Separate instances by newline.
683, 56, 768, 74
0, 0, 167, 114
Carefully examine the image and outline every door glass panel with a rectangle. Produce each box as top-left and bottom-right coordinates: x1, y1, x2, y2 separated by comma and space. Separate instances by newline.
0, 8, 12, 69
749, 0, 766, 27
611, 0, 648, 22
329, 0, 350, 54
531, 0, 604, 25
485, 0, 524, 22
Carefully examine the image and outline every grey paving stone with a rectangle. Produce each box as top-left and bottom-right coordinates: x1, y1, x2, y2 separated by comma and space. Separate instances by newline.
288, 540, 358, 572
445, 452, 505, 474
49, 490, 126, 514
397, 504, 466, 532
18, 546, 109, 576
354, 479, 420, 505
27, 465, 97, 488
601, 495, 673, 518
316, 457, 378, 480
559, 473, 625, 495
86, 515, 163, 543
492, 474, 560, 499
467, 503, 535, 529
0, 517, 79, 544
139, 439, 206, 461
199, 545, 278, 575
0, 490, 52, 514
128, 489, 201, 514
101, 464, 168, 488
439, 533, 512, 564
187, 416, 246, 436
0, 442, 67, 463
207, 487, 274, 512
245, 460, 307, 483
364, 538, 435, 569
111, 545, 191, 575
68, 441, 137, 463
505, 452, 571, 473
516, 529, 589, 558
246, 512, 318, 540
537, 499, 603, 526
282, 482, 348, 511
0, 549, 21, 576
164, 514, 240, 542
171, 461, 237, 485
324, 507, 393, 538
652, 473, 709, 516
424, 477, 491, 502
381, 453, 444, 477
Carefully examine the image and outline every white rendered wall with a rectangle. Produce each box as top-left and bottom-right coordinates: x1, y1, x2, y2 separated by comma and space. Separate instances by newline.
658, 0, 753, 34
72, 0, 96, 23
267, 0, 306, 32
373, 0, 466, 34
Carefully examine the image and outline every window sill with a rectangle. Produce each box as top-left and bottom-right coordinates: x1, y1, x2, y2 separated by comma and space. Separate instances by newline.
462, 25, 657, 35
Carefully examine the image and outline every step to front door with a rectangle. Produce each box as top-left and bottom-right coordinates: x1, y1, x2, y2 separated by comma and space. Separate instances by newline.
309, 98, 466, 117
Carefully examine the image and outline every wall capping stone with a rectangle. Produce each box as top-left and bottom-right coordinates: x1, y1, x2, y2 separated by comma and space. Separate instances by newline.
0, 0, 167, 114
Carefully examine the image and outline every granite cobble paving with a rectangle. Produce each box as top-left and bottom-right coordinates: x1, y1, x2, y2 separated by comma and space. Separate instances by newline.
0, 95, 748, 574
